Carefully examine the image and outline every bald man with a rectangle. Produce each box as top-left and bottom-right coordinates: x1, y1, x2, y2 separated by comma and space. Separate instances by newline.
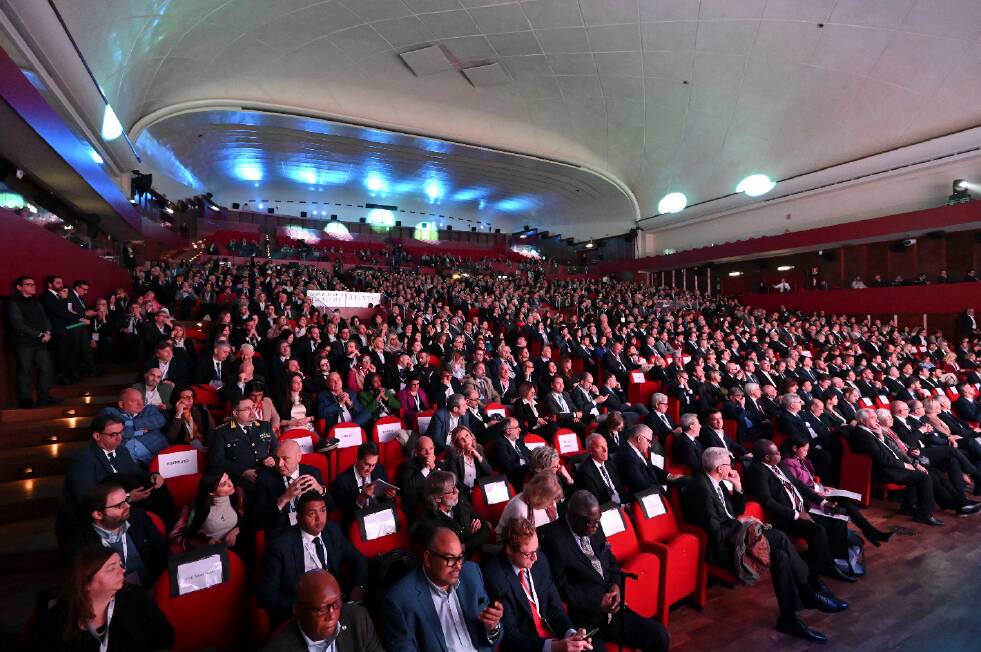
260, 570, 384, 652
254, 439, 332, 531
97, 387, 168, 464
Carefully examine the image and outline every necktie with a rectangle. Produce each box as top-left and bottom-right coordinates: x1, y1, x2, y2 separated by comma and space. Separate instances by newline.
774, 468, 803, 513
599, 464, 620, 503
518, 569, 551, 638
313, 535, 328, 570
715, 484, 734, 519
883, 429, 909, 456
215, 361, 221, 378
106, 451, 118, 473
660, 412, 670, 427
578, 535, 605, 579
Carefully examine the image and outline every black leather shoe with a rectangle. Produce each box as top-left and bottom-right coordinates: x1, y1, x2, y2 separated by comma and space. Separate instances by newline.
913, 515, 944, 526
828, 565, 859, 583
956, 502, 981, 516
777, 617, 828, 643
803, 591, 849, 613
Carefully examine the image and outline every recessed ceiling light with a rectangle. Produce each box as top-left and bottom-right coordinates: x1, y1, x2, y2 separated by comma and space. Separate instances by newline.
657, 192, 687, 214
101, 105, 123, 141
728, 271, 742, 277
737, 174, 776, 197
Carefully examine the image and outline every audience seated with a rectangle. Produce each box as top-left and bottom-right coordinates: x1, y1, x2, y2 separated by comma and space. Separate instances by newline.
98, 388, 169, 465
410, 469, 491, 553
329, 441, 396, 527
169, 469, 244, 552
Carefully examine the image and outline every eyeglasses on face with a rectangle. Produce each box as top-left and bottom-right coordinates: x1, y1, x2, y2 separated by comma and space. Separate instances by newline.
104, 495, 131, 510
300, 597, 343, 616
514, 547, 539, 560
428, 549, 465, 567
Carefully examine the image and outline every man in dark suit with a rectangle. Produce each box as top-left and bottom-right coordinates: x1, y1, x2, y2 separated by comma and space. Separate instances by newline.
382, 528, 504, 652
67, 482, 168, 588
253, 439, 332, 531
723, 386, 772, 442
146, 340, 190, 387
601, 341, 632, 386
316, 372, 372, 429
483, 517, 592, 652
411, 469, 490, 552
953, 383, 981, 423
487, 418, 532, 491
260, 570, 384, 652
799, 398, 840, 483
746, 440, 857, 583
698, 410, 749, 459
4, 275, 56, 407
576, 432, 624, 505
40, 275, 82, 382
425, 393, 471, 452
208, 396, 277, 486
193, 341, 235, 386
542, 491, 670, 652
329, 442, 397, 527
258, 492, 368, 624
492, 364, 519, 404
682, 447, 847, 643
667, 371, 697, 415
599, 373, 650, 423
543, 375, 588, 436
615, 424, 675, 501
395, 436, 439, 518
672, 413, 705, 475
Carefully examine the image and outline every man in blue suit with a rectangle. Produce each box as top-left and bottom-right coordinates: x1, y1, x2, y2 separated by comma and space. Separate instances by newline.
426, 393, 471, 452
98, 387, 168, 465
483, 517, 592, 652
258, 491, 368, 625
383, 527, 504, 652
316, 372, 371, 428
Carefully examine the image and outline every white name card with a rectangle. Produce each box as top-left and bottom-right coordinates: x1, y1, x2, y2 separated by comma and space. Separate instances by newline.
157, 449, 198, 479
877, 395, 889, 404
650, 453, 665, 470
801, 350, 812, 357
483, 480, 510, 505
335, 426, 362, 448
525, 440, 546, 451
176, 554, 223, 596
630, 371, 646, 384
600, 508, 625, 537
641, 493, 666, 518
417, 416, 433, 434
486, 407, 506, 418
363, 508, 397, 541
290, 435, 314, 454
557, 432, 579, 454
375, 421, 402, 443
531, 508, 555, 528
859, 398, 874, 407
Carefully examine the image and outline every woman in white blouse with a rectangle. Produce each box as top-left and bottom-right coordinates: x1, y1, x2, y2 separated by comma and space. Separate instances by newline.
273, 373, 315, 432
495, 470, 563, 540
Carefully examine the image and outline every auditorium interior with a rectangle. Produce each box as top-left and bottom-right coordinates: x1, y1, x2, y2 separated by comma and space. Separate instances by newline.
2, 1, 981, 650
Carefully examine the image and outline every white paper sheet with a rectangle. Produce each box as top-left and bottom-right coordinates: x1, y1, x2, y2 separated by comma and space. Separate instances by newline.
486, 408, 506, 418
600, 508, 625, 537
641, 493, 666, 518
809, 506, 850, 522
557, 432, 579, 454
650, 453, 665, 469
824, 488, 862, 501
375, 421, 402, 443
483, 480, 510, 505
157, 449, 198, 479
363, 508, 398, 540
525, 441, 546, 451
531, 508, 555, 527
417, 416, 433, 434
630, 372, 646, 384
335, 426, 362, 448
289, 435, 314, 454
176, 554, 224, 596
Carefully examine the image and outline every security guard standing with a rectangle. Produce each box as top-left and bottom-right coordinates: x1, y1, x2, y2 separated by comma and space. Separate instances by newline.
209, 396, 277, 487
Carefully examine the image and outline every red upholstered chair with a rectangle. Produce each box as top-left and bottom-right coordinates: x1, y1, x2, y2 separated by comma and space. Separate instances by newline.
470, 477, 515, 530
372, 416, 406, 478
300, 452, 330, 485
414, 409, 436, 434
280, 428, 320, 452
630, 492, 706, 625
149, 445, 207, 513
484, 402, 509, 419
601, 505, 662, 620
524, 433, 547, 450
153, 550, 248, 652
191, 384, 222, 408
667, 397, 681, 424
722, 419, 738, 440
662, 434, 692, 477
146, 510, 166, 536
627, 378, 660, 407
328, 422, 366, 480
838, 437, 902, 507
347, 505, 412, 559
702, 501, 765, 587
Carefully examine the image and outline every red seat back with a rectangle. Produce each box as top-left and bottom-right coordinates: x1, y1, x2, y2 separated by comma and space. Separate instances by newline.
552, 428, 583, 458
149, 445, 207, 512
280, 428, 320, 452
347, 507, 412, 558
153, 551, 248, 652
602, 505, 641, 562
328, 422, 366, 478
630, 494, 680, 544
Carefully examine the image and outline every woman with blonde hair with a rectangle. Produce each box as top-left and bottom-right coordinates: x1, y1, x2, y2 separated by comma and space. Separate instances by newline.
495, 470, 563, 539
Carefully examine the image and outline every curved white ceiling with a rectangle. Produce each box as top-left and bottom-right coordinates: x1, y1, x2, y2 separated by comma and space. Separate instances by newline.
49, 0, 981, 239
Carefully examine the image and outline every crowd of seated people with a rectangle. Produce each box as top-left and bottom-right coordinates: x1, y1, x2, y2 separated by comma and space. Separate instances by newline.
11, 251, 981, 650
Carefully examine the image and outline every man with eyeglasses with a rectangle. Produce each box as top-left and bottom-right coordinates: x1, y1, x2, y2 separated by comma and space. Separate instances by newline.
412, 470, 490, 554
488, 417, 532, 491
209, 396, 277, 486
260, 570, 384, 652
66, 481, 168, 588
259, 491, 368, 626
645, 392, 680, 440
541, 491, 669, 652
4, 275, 57, 408
383, 527, 504, 652
484, 516, 592, 652
59, 414, 169, 545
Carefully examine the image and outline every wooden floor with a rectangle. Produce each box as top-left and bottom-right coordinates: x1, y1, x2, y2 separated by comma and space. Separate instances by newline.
667, 501, 981, 651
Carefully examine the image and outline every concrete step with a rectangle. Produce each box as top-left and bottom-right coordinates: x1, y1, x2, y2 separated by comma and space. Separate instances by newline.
0, 440, 86, 483
0, 416, 93, 450
0, 476, 62, 525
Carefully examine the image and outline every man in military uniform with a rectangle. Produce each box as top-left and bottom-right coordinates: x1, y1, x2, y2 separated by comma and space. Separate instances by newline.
209, 396, 277, 487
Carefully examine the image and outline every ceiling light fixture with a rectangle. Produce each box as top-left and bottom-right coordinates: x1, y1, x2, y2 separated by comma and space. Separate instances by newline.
776, 265, 795, 271
736, 174, 776, 197
728, 271, 742, 277
657, 192, 687, 214
101, 105, 123, 141
949, 179, 972, 204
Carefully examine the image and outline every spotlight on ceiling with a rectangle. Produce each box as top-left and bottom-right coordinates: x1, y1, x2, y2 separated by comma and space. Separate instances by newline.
585, 241, 594, 249
657, 192, 687, 214
776, 265, 795, 271
736, 174, 776, 197
949, 179, 972, 204
100, 105, 123, 141
728, 271, 742, 277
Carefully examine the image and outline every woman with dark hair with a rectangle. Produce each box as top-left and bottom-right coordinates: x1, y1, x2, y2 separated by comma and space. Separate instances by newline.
31, 546, 174, 651
169, 469, 244, 552
358, 372, 400, 421
511, 382, 554, 438
166, 386, 216, 448
273, 372, 315, 432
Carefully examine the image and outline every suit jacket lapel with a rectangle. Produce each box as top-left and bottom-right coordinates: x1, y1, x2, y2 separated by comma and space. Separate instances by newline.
290, 530, 307, 577
414, 568, 449, 652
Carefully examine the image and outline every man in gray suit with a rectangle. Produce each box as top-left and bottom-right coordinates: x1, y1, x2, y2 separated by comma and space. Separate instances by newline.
261, 570, 383, 652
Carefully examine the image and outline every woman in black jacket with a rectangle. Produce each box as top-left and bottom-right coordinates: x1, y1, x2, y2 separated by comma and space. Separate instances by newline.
32, 545, 174, 651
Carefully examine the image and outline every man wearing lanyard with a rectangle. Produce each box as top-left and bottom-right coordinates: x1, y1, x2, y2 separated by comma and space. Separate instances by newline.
484, 517, 592, 652
67, 482, 168, 588
254, 440, 332, 531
